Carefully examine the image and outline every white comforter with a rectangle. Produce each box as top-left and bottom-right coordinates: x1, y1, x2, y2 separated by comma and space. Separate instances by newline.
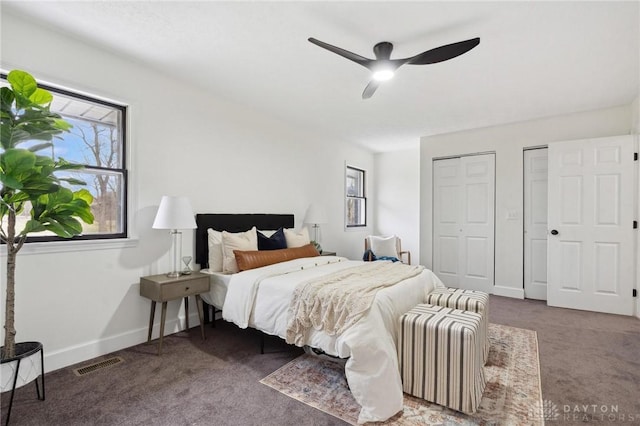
222, 256, 444, 423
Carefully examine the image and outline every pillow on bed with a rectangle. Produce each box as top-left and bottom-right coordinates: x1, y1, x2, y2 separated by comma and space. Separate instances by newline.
207, 229, 224, 272
258, 229, 277, 238
369, 235, 399, 258
257, 227, 287, 250
222, 227, 258, 273
284, 227, 310, 248
234, 244, 320, 271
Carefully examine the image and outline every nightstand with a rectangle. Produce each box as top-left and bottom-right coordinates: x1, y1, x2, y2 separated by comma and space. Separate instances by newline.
140, 272, 210, 355
320, 251, 336, 256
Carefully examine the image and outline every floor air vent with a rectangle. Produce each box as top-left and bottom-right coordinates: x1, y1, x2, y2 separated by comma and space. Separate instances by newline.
73, 356, 124, 377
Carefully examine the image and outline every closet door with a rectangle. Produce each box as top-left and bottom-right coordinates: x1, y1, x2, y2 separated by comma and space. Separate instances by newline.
524, 148, 549, 300
433, 154, 495, 292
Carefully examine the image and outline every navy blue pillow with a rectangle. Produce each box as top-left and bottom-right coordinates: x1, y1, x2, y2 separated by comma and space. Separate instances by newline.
257, 228, 287, 250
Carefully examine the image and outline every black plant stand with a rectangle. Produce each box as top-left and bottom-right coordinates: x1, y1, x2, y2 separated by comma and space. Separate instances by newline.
1, 342, 45, 426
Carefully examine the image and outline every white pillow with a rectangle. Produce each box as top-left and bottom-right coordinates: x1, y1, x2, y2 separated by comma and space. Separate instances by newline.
207, 229, 224, 272
222, 227, 258, 273
284, 227, 310, 248
369, 235, 399, 258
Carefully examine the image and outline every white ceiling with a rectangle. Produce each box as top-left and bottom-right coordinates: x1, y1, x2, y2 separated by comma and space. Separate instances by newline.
4, 1, 639, 152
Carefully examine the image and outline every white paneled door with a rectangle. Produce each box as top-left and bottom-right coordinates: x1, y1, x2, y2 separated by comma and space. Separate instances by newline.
433, 154, 495, 293
547, 136, 636, 315
524, 148, 549, 300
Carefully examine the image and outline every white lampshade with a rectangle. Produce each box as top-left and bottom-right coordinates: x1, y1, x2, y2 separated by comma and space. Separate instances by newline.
152, 196, 196, 230
304, 203, 328, 225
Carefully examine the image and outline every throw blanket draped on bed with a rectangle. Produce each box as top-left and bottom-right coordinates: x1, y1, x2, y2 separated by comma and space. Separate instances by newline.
286, 262, 425, 346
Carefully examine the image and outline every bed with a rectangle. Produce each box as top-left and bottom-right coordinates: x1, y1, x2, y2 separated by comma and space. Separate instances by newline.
195, 213, 444, 423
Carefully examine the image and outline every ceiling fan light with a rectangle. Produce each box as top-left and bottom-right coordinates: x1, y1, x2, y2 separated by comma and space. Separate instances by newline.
372, 69, 394, 81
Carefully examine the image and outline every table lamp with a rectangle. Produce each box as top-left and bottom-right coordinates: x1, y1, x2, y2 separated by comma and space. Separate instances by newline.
304, 203, 328, 253
152, 195, 196, 278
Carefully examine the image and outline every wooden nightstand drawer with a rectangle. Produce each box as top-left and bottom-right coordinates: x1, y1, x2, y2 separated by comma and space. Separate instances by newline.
160, 277, 209, 300
140, 273, 210, 302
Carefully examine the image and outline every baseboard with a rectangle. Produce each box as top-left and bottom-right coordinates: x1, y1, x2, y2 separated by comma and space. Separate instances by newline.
492, 285, 525, 299
636, 297, 640, 320
44, 312, 202, 373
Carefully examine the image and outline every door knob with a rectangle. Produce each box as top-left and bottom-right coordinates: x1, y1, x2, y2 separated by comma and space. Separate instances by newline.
550, 229, 559, 235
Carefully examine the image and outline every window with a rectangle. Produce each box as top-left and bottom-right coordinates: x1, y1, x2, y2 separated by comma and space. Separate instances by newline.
345, 165, 366, 227
1, 74, 127, 242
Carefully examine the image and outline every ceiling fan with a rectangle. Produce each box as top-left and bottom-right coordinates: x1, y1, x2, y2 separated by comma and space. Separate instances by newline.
308, 37, 480, 99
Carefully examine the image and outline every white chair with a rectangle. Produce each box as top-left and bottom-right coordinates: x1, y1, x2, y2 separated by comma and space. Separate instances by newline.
364, 235, 411, 265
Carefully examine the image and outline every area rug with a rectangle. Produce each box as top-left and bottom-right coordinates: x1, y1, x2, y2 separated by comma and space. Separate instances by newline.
260, 323, 543, 425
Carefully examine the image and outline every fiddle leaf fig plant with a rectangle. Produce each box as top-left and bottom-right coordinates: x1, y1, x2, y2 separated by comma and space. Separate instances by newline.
1, 70, 94, 359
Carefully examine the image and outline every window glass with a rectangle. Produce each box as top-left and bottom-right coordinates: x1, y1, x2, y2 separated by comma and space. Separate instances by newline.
346, 166, 366, 227
1, 75, 127, 241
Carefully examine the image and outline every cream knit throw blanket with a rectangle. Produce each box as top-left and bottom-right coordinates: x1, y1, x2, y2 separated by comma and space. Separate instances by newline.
285, 262, 425, 346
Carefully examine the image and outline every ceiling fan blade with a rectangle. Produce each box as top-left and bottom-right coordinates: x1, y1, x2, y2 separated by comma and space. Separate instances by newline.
362, 80, 381, 99
406, 37, 480, 65
308, 37, 373, 68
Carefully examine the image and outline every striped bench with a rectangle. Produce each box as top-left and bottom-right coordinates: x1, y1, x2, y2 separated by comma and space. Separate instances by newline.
398, 304, 486, 414
426, 287, 490, 363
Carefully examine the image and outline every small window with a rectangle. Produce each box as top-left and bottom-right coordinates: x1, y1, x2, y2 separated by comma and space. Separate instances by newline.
345, 165, 366, 227
1, 73, 128, 242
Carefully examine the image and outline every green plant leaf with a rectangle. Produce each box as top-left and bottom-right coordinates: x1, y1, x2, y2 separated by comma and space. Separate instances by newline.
42, 219, 72, 238
54, 216, 83, 234
0, 87, 15, 114
0, 173, 23, 190
34, 154, 56, 167
0, 202, 8, 218
53, 118, 73, 132
53, 162, 83, 171
1, 149, 37, 176
3, 192, 29, 205
39, 187, 73, 207
7, 70, 37, 98
27, 142, 53, 153
21, 181, 59, 195
29, 88, 53, 106
58, 177, 86, 186
65, 199, 94, 224
8, 128, 32, 145
22, 219, 46, 234
75, 188, 94, 205
74, 208, 94, 224
0, 122, 11, 150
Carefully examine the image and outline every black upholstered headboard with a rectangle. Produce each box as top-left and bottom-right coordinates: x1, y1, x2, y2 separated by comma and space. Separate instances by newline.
195, 213, 294, 268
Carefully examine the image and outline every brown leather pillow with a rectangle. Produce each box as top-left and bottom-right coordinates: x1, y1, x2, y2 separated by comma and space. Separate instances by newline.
234, 244, 320, 272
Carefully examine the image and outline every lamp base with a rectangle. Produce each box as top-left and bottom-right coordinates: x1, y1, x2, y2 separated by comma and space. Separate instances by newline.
166, 271, 181, 278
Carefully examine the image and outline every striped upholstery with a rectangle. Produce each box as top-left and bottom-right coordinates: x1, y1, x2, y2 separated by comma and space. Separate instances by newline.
398, 304, 486, 414
426, 287, 490, 362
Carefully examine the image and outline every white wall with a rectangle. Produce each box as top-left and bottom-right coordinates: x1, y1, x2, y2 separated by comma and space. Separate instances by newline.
420, 105, 632, 299
0, 13, 374, 371
632, 96, 639, 133
373, 148, 420, 263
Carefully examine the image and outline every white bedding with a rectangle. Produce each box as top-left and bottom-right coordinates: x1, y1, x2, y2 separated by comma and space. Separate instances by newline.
222, 256, 444, 423
199, 269, 231, 309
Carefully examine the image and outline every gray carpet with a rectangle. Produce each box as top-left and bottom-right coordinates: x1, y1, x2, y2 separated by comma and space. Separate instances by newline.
2, 296, 639, 425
